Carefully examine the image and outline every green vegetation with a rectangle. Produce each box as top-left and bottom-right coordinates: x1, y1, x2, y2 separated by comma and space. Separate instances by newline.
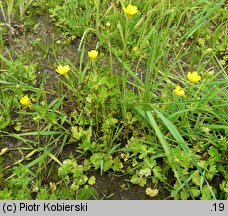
0, 0, 227, 200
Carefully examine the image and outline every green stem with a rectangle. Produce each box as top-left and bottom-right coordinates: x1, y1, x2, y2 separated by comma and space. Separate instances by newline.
123, 16, 129, 56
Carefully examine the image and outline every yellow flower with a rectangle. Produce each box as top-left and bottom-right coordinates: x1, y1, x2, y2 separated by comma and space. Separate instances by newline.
106, 21, 111, 27
173, 86, 185, 96
20, 95, 31, 106
123, 4, 138, 16
88, 50, 98, 60
187, 71, 201, 83
56, 65, 70, 75
145, 188, 159, 198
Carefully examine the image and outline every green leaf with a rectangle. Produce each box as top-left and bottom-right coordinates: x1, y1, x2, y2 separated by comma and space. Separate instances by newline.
130, 172, 147, 187
153, 166, 163, 180
145, 111, 172, 163
144, 157, 156, 169
208, 147, 221, 161
83, 159, 91, 171
90, 153, 103, 170
206, 164, 217, 180
113, 157, 123, 171
139, 177, 147, 187
103, 156, 113, 172
48, 152, 62, 165
201, 185, 214, 200
71, 126, 84, 140
122, 62, 145, 89
130, 174, 139, 184
36, 187, 49, 200
192, 171, 201, 186
139, 167, 151, 177
180, 190, 190, 200
88, 176, 96, 185
77, 185, 97, 200
192, 187, 201, 198
139, 145, 149, 159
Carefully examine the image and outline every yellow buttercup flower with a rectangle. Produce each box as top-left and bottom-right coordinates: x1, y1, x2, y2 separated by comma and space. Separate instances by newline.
123, 4, 138, 16
56, 65, 70, 75
173, 86, 185, 96
88, 50, 98, 60
187, 71, 201, 83
20, 95, 31, 106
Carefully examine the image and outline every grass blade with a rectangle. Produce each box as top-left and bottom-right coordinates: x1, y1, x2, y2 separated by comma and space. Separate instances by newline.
178, 1, 224, 43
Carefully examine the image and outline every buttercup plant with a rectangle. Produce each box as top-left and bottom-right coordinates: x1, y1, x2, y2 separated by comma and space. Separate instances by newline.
0, 0, 227, 201
121, 4, 140, 56
55, 64, 71, 99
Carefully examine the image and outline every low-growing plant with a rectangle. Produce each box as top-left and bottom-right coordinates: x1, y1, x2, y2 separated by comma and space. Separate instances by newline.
0, 0, 227, 200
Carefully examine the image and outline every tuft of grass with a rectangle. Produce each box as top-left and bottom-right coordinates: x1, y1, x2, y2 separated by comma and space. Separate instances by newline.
0, 0, 227, 200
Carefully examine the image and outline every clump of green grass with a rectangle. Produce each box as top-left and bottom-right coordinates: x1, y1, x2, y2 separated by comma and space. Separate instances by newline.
0, 0, 227, 200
